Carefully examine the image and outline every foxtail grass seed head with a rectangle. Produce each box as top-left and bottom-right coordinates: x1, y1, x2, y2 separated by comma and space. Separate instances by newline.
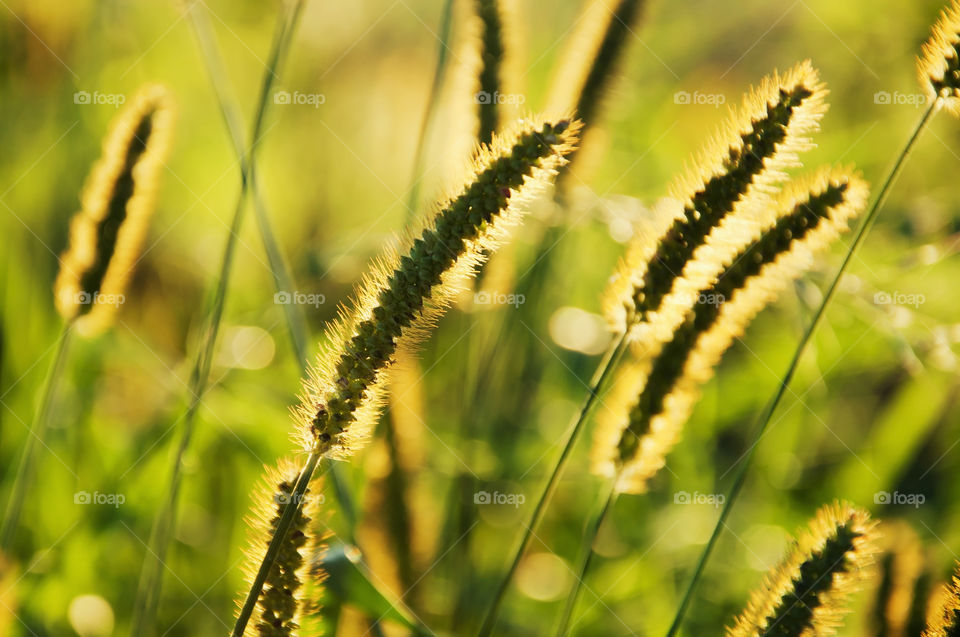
474, 0, 505, 145
919, 1, 960, 115
295, 118, 580, 458
54, 84, 175, 337
728, 502, 879, 637
548, 0, 645, 128
603, 61, 826, 349
238, 459, 326, 637
548, 0, 644, 190
593, 167, 868, 493
923, 563, 960, 637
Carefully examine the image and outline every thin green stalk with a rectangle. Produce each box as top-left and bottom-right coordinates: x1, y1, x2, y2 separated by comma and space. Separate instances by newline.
404, 0, 455, 224
663, 99, 939, 637
183, 0, 360, 537
555, 480, 618, 637
476, 331, 629, 637
129, 6, 303, 636
0, 321, 73, 550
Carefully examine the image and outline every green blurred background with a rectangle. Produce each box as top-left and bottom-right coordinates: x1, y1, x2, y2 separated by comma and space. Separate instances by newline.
2, 0, 960, 635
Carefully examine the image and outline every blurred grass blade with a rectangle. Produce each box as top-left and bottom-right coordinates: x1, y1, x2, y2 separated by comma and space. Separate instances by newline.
554, 482, 617, 637
663, 99, 939, 637
129, 5, 304, 636
0, 322, 72, 550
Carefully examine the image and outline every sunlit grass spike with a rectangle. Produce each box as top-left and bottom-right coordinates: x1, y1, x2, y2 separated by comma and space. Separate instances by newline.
728, 502, 878, 637
474, 0, 505, 145
593, 167, 868, 493
237, 459, 327, 637
603, 61, 826, 346
54, 83, 175, 336
294, 117, 580, 459
923, 563, 960, 637
918, 0, 960, 115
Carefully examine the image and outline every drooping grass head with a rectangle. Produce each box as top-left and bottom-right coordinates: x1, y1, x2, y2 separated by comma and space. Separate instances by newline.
295, 118, 580, 458
54, 84, 175, 336
728, 502, 879, 637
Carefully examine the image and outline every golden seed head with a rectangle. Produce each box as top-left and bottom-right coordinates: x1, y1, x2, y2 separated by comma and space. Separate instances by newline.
918, 0, 960, 115
294, 117, 580, 459
728, 502, 879, 637
593, 167, 868, 493
923, 563, 960, 637
603, 61, 826, 350
54, 83, 175, 337
238, 458, 327, 637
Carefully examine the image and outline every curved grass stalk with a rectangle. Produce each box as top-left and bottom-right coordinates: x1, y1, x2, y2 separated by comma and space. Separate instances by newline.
0, 323, 73, 550
474, 332, 628, 637
129, 5, 304, 636
663, 100, 938, 637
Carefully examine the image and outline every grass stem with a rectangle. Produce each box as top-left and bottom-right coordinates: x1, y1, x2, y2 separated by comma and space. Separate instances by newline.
0, 321, 73, 550
554, 479, 618, 637
475, 331, 629, 637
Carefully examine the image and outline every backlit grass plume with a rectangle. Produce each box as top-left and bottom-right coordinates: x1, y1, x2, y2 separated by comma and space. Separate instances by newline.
295, 118, 579, 458
548, 0, 644, 186
918, 0, 960, 115
54, 83, 175, 336
237, 459, 327, 637
474, 0, 506, 145
603, 61, 826, 354
923, 563, 960, 637
727, 502, 878, 637
593, 168, 868, 493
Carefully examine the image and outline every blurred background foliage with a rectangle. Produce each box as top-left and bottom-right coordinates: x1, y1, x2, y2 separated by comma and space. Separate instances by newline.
1, 0, 960, 635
